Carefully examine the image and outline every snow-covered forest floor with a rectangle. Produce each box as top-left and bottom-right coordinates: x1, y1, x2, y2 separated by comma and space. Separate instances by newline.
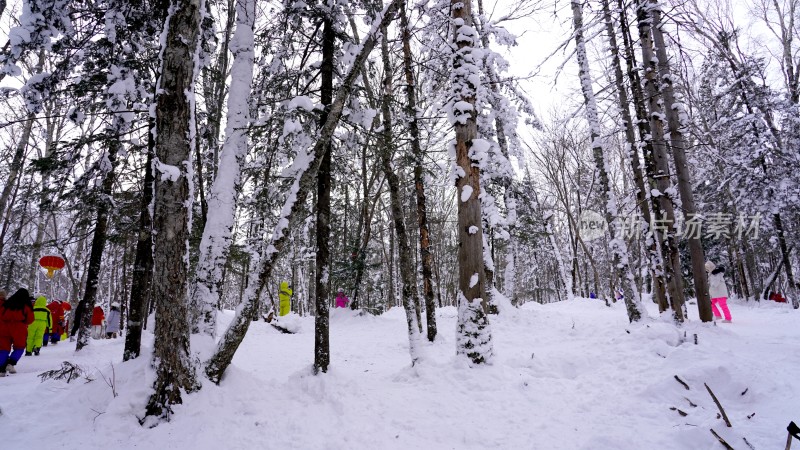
2, 298, 798, 449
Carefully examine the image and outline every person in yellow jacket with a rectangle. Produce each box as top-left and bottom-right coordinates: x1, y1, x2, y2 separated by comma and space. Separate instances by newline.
278, 282, 292, 316
26, 296, 51, 356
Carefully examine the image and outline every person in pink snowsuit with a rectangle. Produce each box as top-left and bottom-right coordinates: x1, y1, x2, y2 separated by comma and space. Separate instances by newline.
705, 261, 732, 322
335, 289, 349, 308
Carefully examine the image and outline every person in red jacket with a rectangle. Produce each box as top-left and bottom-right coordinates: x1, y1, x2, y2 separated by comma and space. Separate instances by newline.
91, 305, 105, 339
60, 301, 72, 340
45, 300, 66, 345
0, 288, 35, 377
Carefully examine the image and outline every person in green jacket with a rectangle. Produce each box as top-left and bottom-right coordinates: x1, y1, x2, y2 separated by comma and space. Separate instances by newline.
278, 282, 292, 316
27, 296, 51, 356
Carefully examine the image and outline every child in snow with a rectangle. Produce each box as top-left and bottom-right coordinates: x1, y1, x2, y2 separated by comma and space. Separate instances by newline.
335, 289, 350, 308
105, 302, 121, 338
0, 288, 35, 376
278, 282, 292, 317
27, 296, 51, 356
91, 305, 105, 339
705, 261, 732, 323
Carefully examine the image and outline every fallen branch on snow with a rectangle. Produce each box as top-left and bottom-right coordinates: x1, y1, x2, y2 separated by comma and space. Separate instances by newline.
705, 383, 732, 427
674, 375, 690, 390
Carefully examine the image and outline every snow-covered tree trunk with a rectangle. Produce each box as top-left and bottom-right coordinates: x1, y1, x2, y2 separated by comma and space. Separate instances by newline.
571, 0, 643, 322
204, 0, 405, 383
145, 0, 203, 420
546, 213, 574, 302
634, 0, 685, 321
379, 26, 422, 364
451, 0, 493, 364
648, 0, 712, 322
619, 0, 672, 313
601, 0, 666, 310
192, 0, 256, 337
400, 3, 437, 342
474, 0, 519, 307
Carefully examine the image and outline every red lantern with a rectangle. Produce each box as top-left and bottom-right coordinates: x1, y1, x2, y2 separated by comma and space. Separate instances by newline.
39, 255, 65, 278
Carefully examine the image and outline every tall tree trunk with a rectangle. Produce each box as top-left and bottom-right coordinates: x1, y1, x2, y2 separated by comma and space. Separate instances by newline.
602, 0, 666, 310
400, 3, 436, 341
648, 0, 712, 321
75, 143, 122, 349
634, 0, 685, 321
124, 122, 156, 361
379, 27, 422, 362
571, 0, 643, 322
451, 0, 493, 363
774, 214, 798, 307
474, 0, 519, 307
144, 0, 203, 419
192, 0, 256, 337
313, 8, 335, 374
203, 0, 405, 383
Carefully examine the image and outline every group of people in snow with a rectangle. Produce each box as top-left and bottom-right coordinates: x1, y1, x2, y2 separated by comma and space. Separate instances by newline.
275, 282, 350, 317
586, 260, 736, 322
0, 288, 122, 377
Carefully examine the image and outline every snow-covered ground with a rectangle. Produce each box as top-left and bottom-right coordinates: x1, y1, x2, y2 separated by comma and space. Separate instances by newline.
2, 298, 798, 449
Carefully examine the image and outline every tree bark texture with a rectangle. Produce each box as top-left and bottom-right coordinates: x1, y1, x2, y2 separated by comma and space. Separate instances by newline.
451, 0, 493, 363
648, 0, 712, 321
603, 0, 667, 310
635, 0, 685, 321
145, 0, 202, 419
313, 10, 335, 374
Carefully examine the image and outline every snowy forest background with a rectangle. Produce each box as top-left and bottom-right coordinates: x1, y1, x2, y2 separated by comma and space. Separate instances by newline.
0, 0, 799, 422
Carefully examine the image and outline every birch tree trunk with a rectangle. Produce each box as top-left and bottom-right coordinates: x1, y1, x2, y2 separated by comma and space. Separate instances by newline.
648, 0, 712, 321
192, 0, 256, 337
571, 0, 643, 322
634, 0, 685, 321
451, 0, 493, 363
602, 0, 667, 310
204, 0, 404, 383
144, 0, 203, 419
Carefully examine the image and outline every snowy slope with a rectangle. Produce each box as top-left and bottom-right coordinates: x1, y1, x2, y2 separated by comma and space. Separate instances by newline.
2, 298, 798, 450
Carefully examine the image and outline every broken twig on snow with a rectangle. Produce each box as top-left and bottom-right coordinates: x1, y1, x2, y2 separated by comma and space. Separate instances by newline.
705, 383, 732, 427
674, 375, 690, 390
710, 428, 734, 450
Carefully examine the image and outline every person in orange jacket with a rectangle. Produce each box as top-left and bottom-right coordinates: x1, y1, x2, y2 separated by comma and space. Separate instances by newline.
91, 305, 105, 339
0, 288, 35, 376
